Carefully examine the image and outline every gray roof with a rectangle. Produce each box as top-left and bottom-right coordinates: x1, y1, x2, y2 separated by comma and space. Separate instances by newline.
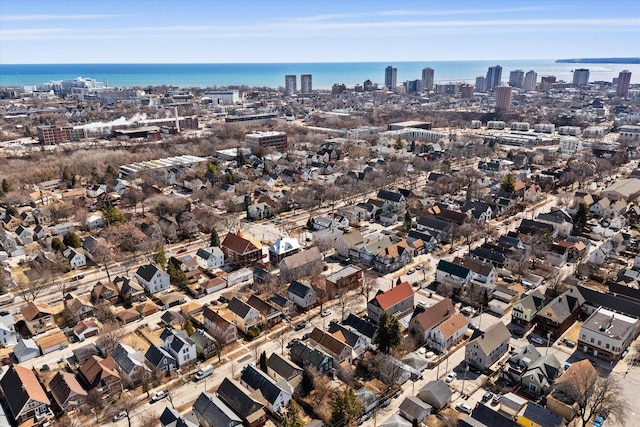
240, 364, 286, 405
343, 314, 378, 339
515, 290, 545, 312
380, 414, 413, 427
195, 248, 211, 259
145, 344, 176, 369
377, 189, 404, 203
112, 343, 148, 374
161, 327, 195, 353
437, 259, 471, 279
399, 396, 432, 422
269, 293, 291, 309
136, 263, 160, 282
288, 280, 313, 298
468, 322, 511, 356
419, 380, 453, 409
328, 322, 362, 348
471, 403, 519, 427
266, 353, 302, 381
538, 287, 585, 323
193, 392, 242, 427
289, 340, 333, 371
160, 406, 198, 427
520, 402, 565, 427
228, 297, 254, 318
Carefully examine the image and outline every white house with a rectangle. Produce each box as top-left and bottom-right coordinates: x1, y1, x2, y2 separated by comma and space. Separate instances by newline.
287, 281, 316, 309
435, 260, 473, 288
13, 338, 41, 363
160, 327, 197, 366
579, 307, 639, 361
195, 247, 225, 271
425, 313, 468, 353
112, 343, 151, 385
136, 264, 170, 294
0, 311, 18, 347
63, 247, 87, 269
227, 297, 262, 334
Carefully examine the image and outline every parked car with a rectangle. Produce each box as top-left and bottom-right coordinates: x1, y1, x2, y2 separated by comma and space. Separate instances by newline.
294, 322, 306, 331
564, 338, 576, 348
113, 411, 127, 421
407, 269, 416, 275
445, 372, 457, 383
150, 390, 168, 403
195, 364, 214, 381
492, 394, 503, 405
177, 247, 187, 254
456, 403, 473, 414
593, 415, 605, 427
531, 336, 546, 345
321, 309, 332, 317
301, 333, 311, 340
218, 295, 229, 303
512, 329, 524, 338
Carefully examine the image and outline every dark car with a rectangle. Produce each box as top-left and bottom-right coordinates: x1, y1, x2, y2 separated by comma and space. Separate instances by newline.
301, 332, 311, 340
294, 322, 306, 331
512, 329, 524, 338
177, 247, 187, 254
218, 295, 229, 303
482, 391, 494, 402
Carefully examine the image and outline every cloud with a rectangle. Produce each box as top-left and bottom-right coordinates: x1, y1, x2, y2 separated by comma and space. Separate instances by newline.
0, 14, 126, 22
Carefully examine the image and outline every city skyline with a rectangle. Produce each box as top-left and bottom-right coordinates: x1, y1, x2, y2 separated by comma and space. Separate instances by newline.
1, 0, 639, 64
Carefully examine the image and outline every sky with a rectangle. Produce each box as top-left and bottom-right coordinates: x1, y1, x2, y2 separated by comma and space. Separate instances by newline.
1, 0, 639, 64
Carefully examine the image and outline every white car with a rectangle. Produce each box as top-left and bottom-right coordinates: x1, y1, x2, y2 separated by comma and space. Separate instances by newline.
150, 390, 168, 402
112, 411, 127, 421
321, 309, 332, 317
456, 403, 473, 414
445, 372, 457, 383
531, 336, 546, 345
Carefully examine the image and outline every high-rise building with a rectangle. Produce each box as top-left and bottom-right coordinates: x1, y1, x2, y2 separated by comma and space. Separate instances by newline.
475, 76, 486, 93
486, 65, 502, 91
460, 84, 475, 98
616, 70, 632, 97
284, 75, 297, 95
509, 70, 524, 88
301, 74, 312, 94
523, 70, 538, 92
385, 66, 397, 89
495, 86, 512, 111
572, 68, 590, 87
422, 67, 434, 91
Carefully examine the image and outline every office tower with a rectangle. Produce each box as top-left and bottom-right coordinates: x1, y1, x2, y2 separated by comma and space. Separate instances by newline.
460, 84, 475, 98
509, 70, 524, 88
385, 66, 397, 88
616, 70, 632, 97
523, 70, 537, 92
475, 76, 486, 92
301, 74, 312, 94
284, 74, 297, 95
572, 68, 590, 87
422, 67, 434, 91
495, 86, 512, 111
486, 65, 502, 91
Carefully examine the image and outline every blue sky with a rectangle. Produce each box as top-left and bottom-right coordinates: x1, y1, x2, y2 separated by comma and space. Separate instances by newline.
1, 0, 639, 63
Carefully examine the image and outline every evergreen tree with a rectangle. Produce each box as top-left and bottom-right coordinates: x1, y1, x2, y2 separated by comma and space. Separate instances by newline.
167, 262, 188, 289
209, 228, 220, 247
374, 310, 402, 354
1, 179, 10, 194
404, 209, 413, 231
153, 243, 167, 270
51, 237, 66, 252
574, 202, 589, 231
237, 149, 247, 166
103, 205, 126, 225
63, 232, 81, 248
259, 351, 267, 372
281, 400, 305, 427
183, 319, 195, 336
330, 387, 364, 427
500, 174, 516, 193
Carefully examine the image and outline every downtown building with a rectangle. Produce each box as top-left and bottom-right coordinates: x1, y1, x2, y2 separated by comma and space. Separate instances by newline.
573, 68, 590, 87
523, 70, 538, 92
422, 67, 434, 91
616, 70, 632, 97
485, 65, 503, 91
475, 76, 487, 92
285, 75, 297, 95
301, 74, 313, 93
246, 131, 288, 152
495, 86, 512, 111
509, 69, 524, 88
385, 66, 397, 89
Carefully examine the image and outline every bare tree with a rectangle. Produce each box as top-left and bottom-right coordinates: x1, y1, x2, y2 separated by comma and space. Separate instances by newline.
86, 389, 104, 422
12, 273, 48, 303
276, 322, 292, 355
92, 241, 114, 282
112, 396, 137, 427
437, 282, 454, 299
555, 364, 629, 427
96, 320, 126, 355
137, 411, 157, 427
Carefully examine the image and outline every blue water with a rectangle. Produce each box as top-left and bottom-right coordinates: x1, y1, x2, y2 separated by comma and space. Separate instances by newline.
1, 61, 639, 89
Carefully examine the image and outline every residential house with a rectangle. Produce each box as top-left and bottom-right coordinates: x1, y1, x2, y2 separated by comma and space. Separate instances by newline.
72, 318, 101, 341
160, 407, 198, 427
516, 401, 566, 427
266, 353, 303, 392
578, 307, 639, 361
536, 287, 585, 339
436, 260, 473, 289
373, 240, 413, 273
379, 415, 412, 427
546, 360, 598, 421
160, 327, 197, 366
35, 330, 68, 355
136, 264, 170, 294
335, 231, 366, 260
325, 265, 363, 295
64, 292, 94, 319
355, 386, 380, 415
227, 297, 261, 334
117, 307, 142, 324
48, 371, 87, 411
377, 189, 406, 213
78, 355, 122, 397
289, 340, 334, 374
14, 225, 33, 245
604, 199, 627, 219
536, 210, 574, 238
202, 306, 237, 345
240, 364, 292, 414
465, 403, 520, 427
63, 247, 86, 269
144, 344, 177, 375
279, 247, 322, 282
91, 281, 119, 305
309, 327, 353, 364
287, 280, 317, 309
327, 322, 368, 357
13, 338, 40, 363
367, 281, 414, 323
399, 396, 432, 425
112, 343, 151, 386
247, 294, 281, 326
81, 235, 108, 262
193, 392, 243, 427
268, 293, 294, 317
199, 276, 226, 295
465, 321, 511, 371
520, 354, 562, 396
456, 257, 497, 287
182, 176, 203, 191
195, 247, 225, 271
342, 314, 378, 345
0, 311, 18, 347
425, 312, 468, 353
590, 197, 610, 217
409, 298, 456, 344
268, 236, 300, 265
221, 231, 262, 267
20, 301, 55, 335
190, 329, 217, 360
0, 364, 50, 425
247, 202, 273, 220
418, 380, 453, 410
216, 378, 268, 427
511, 290, 546, 329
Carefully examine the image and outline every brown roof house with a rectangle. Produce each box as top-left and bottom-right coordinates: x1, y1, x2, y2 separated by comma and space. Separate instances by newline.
546, 360, 598, 421
202, 306, 237, 345
48, 371, 87, 411
536, 287, 585, 339
367, 281, 414, 323
227, 297, 262, 334
91, 281, 119, 304
20, 301, 56, 335
465, 321, 511, 371
246, 294, 282, 326
309, 327, 353, 364
425, 312, 468, 354
0, 364, 51, 425
78, 355, 122, 398
409, 298, 455, 344
221, 231, 262, 267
